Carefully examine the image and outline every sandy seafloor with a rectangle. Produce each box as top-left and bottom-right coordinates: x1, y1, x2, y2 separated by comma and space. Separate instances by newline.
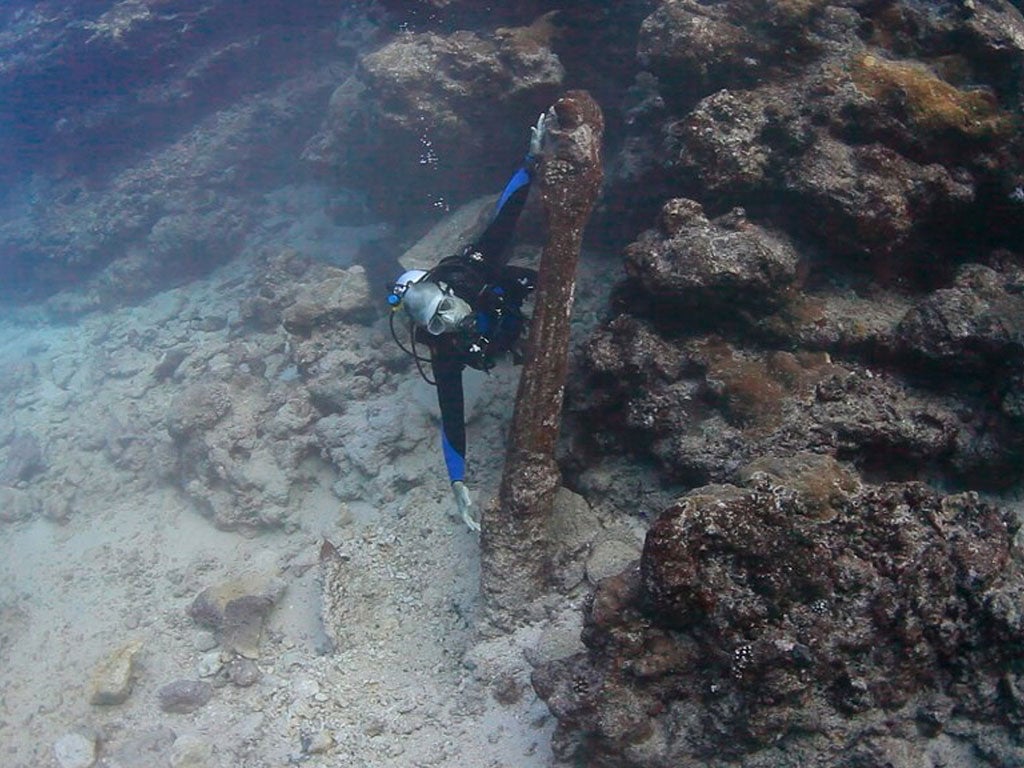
0, 241, 618, 768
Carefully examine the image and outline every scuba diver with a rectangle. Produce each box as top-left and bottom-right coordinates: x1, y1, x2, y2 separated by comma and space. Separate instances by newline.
387, 112, 550, 531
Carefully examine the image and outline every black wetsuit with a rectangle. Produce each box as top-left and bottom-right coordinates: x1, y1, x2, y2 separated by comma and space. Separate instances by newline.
419, 156, 538, 484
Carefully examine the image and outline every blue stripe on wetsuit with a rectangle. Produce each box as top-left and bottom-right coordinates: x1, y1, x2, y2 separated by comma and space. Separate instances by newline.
441, 428, 466, 483
494, 164, 532, 215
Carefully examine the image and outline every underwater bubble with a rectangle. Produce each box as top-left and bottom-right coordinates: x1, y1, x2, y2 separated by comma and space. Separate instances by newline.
418, 134, 438, 166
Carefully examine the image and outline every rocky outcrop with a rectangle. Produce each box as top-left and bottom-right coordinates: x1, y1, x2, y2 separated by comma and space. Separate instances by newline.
571, 0, 1024, 494
535, 477, 1024, 767
624, 198, 801, 314
0, 2, 377, 303
554, 3, 1024, 762
613, 0, 1024, 279
895, 262, 1024, 373
570, 315, 993, 486
637, 0, 764, 101
303, 23, 563, 220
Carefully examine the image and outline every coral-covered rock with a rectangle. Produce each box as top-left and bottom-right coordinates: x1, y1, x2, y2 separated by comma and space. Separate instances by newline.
665, 88, 775, 199
781, 136, 975, 275
735, 451, 859, 520
895, 262, 1024, 372
166, 383, 232, 440
579, 0, 1024, 487
754, 288, 913, 355
623, 199, 802, 314
809, 366, 959, 464
535, 480, 1024, 767
622, 0, 1024, 284
843, 51, 1016, 161
568, 317, 992, 486
0, 432, 45, 486
637, 0, 762, 101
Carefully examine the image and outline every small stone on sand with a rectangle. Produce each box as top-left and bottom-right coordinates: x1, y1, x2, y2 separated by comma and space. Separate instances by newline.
53, 732, 96, 768
89, 638, 143, 705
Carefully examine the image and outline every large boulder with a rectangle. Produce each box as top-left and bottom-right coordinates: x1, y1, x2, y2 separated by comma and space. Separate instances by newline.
623, 198, 802, 314
303, 23, 563, 220
535, 479, 1024, 767
895, 262, 1024, 372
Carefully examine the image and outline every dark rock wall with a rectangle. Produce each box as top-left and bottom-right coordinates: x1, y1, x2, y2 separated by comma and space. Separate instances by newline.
546, 1, 1024, 766
0, 0, 350, 179
0, 0, 384, 301
564, 0, 1024, 496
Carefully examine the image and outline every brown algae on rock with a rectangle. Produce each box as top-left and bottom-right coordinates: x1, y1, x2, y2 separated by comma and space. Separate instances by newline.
850, 52, 1014, 138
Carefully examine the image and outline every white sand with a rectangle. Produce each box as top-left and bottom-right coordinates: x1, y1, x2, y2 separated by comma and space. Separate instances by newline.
0, 252, 603, 768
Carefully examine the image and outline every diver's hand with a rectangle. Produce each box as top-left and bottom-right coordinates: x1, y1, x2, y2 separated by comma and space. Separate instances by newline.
529, 111, 549, 157
452, 481, 480, 532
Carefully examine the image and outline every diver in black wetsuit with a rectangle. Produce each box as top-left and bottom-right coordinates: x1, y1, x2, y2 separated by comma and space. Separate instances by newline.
387, 112, 549, 531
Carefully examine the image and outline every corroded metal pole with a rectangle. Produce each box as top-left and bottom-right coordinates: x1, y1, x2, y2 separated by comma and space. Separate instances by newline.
481, 91, 604, 627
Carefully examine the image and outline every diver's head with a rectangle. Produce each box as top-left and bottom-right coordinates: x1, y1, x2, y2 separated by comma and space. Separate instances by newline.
427, 291, 473, 335
400, 280, 445, 328
389, 269, 472, 335
388, 269, 429, 306
389, 268, 473, 335
403, 282, 472, 335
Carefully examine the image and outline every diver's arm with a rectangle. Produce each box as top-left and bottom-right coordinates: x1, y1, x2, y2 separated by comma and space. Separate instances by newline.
432, 352, 466, 483
471, 112, 549, 271
431, 351, 480, 531
471, 160, 534, 270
